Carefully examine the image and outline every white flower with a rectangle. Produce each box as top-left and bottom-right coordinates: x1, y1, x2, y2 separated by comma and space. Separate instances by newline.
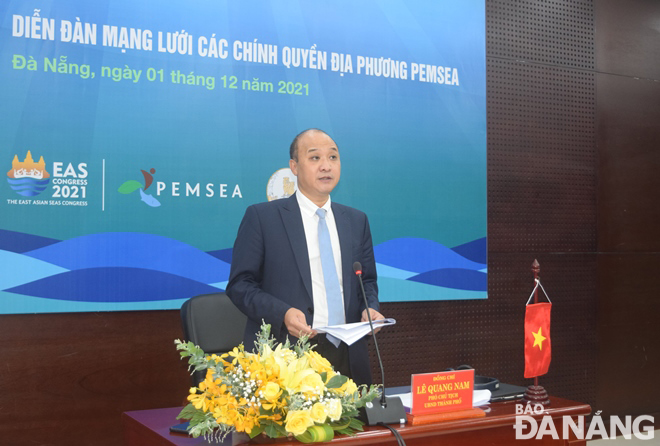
326, 399, 342, 422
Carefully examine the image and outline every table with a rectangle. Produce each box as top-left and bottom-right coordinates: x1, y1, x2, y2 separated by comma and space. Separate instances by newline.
122, 396, 591, 446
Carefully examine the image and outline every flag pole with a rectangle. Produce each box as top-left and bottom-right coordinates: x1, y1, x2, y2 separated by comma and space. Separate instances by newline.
532, 259, 540, 389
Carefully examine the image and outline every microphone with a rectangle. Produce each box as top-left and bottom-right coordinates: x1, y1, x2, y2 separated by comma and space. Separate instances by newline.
353, 262, 407, 426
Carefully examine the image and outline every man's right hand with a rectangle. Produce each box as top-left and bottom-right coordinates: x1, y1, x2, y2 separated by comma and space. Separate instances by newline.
284, 308, 317, 339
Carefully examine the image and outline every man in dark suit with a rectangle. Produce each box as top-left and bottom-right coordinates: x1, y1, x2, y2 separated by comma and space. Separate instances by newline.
226, 129, 384, 385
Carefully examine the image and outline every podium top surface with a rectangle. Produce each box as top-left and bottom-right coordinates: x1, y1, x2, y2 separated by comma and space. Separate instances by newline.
123, 396, 591, 446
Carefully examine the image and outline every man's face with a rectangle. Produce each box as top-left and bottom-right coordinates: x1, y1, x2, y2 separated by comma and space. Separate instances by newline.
289, 131, 341, 206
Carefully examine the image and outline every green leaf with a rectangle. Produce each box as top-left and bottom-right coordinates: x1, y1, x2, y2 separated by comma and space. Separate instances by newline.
342, 407, 359, 418
295, 433, 313, 443
326, 374, 348, 389
248, 425, 264, 439
176, 403, 198, 421
349, 418, 364, 431
307, 425, 334, 442
190, 411, 211, 426
257, 420, 286, 437
354, 384, 382, 408
336, 428, 355, 436
275, 423, 288, 436
265, 423, 279, 438
118, 180, 143, 194
330, 418, 351, 430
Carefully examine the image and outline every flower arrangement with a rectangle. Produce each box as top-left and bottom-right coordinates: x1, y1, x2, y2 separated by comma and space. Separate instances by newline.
175, 323, 380, 443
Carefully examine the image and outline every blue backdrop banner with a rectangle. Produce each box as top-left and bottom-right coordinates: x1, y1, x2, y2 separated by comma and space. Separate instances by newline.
0, 0, 486, 313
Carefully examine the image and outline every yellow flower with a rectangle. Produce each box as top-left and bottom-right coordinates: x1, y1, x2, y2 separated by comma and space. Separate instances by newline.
221, 346, 244, 365
188, 392, 206, 410
205, 353, 220, 362
280, 358, 305, 392
275, 356, 294, 389
270, 344, 297, 371
260, 412, 284, 425
310, 402, 328, 424
262, 382, 281, 402
295, 355, 310, 371
299, 371, 325, 394
325, 399, 342, 421
234, 413, 246, 431
261, 344, 274, 360
285, 410, 314, 436
339, 378, 358, 396
305, 350, 333, 375
235, 412, 257, 434
285, 367, 324, 394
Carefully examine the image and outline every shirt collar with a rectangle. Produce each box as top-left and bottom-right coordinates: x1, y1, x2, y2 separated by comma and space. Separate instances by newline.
296, 190, 332, 217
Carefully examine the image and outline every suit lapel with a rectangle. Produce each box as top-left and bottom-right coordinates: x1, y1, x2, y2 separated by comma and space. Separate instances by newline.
332, 202, 353, 311
280, 195, 313, 303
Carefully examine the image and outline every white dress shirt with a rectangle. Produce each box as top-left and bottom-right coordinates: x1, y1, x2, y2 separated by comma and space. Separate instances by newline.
296, 190, 345, 328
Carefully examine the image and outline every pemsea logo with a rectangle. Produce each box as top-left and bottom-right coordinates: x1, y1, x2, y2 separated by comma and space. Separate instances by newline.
118, 167, 243, 206
118, 167, 161, 207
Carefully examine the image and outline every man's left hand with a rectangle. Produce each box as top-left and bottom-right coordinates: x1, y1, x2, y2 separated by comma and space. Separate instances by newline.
361, 308, 385, 335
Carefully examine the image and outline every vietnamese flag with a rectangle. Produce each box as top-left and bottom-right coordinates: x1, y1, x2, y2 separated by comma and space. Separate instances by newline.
524, 302, 552, 378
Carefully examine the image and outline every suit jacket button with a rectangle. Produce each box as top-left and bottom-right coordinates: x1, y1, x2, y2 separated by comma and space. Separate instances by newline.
307, 307, 314, 315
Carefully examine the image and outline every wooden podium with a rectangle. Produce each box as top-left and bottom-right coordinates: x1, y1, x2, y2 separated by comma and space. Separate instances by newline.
122, 396, 590, 446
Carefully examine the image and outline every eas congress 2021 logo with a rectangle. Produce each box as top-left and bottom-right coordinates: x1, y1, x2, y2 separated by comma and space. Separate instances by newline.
6, 151, 51, 197
5, 150, 89, 206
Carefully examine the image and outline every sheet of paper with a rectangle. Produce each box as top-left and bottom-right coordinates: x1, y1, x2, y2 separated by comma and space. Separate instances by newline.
473, 389, 491, 406
388, 389, 491, 411
315, 318, 396, 345
389, 393, 412, 409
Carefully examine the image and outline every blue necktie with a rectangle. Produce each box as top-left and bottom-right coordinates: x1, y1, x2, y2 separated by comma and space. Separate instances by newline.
316, 208, 343, 347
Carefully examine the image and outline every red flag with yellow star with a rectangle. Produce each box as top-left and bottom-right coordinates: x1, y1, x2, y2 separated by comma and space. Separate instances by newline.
524, 302, 552, 378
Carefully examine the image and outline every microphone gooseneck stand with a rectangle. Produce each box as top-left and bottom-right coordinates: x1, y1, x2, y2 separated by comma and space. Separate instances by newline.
353, 262, 407, 446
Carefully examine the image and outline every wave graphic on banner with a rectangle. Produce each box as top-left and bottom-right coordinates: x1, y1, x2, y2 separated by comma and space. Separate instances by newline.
7, 268, 220, 302
374, 237, 487, 302
0, 230, 60, 253
0, 231, 486, 312
0, 249, 69, 290
23, 232, 230, 284
0, 231, 231, 311
6, 178, 51, 197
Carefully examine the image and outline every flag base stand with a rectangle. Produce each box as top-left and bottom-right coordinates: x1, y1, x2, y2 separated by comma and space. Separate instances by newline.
522, 385, 550, 406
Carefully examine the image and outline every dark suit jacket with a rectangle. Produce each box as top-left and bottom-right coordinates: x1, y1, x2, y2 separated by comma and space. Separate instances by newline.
226, 194, 379, 385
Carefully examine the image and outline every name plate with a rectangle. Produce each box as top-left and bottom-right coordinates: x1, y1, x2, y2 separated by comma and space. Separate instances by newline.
411, 369, 474, 415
